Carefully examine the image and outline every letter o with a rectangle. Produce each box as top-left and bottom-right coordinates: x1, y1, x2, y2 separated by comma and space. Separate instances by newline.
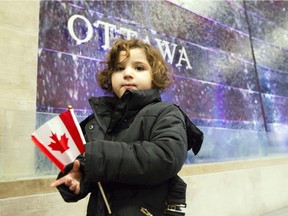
67, 15, 93, 44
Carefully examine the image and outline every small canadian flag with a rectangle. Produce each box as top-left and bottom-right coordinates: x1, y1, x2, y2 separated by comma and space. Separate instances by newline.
32, 107, 112, 214
31, 107, 85, 172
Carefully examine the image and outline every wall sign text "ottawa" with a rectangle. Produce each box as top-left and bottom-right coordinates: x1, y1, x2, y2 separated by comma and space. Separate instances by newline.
67, 14, 192, 70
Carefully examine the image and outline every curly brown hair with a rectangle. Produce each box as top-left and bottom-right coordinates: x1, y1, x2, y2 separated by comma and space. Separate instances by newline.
97, 38, 173, 93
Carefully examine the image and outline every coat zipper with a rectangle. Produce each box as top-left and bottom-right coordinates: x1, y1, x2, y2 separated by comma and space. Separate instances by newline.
140, 207, 153, 216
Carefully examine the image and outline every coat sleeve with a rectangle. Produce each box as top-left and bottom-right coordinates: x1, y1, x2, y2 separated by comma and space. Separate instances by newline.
84, 104, 188, 186
55, 155, 93, 202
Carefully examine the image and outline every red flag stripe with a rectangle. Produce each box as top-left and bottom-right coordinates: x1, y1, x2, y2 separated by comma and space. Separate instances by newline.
69, 109, 86, 145
59, 109, 85, 154
31, 135, 65, 172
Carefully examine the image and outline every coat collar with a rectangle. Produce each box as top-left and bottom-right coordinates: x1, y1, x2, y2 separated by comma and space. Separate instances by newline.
89, 89, 161, 133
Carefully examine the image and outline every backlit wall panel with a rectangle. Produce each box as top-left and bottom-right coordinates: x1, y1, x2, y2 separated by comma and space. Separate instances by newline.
244, 1, 288, 151
37, 1, 288, 168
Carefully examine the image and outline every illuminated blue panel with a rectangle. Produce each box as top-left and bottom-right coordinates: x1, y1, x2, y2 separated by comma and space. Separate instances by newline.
262, 94, 288, 125
37, 49, 103, 113
36, 0, 288, 169
162, 76, 264, 130
258, 66, 288, 97
245, 1, 288, 34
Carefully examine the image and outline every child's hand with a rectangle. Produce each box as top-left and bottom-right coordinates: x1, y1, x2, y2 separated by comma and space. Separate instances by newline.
51, 160, 83, 195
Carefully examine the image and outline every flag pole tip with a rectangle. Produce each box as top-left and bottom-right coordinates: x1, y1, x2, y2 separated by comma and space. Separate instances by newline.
67, 105, 73, 109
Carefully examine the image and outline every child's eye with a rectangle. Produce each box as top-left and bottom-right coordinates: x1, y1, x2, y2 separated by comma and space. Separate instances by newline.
116, 65, 125, 71
135, 65, 144, 71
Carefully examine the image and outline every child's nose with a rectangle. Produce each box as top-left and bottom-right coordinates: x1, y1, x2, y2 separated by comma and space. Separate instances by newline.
123, 67, 133, 77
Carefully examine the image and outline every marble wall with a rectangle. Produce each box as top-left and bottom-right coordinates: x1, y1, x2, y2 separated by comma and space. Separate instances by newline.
0, 1, 39, 179
34, 0, 288, 175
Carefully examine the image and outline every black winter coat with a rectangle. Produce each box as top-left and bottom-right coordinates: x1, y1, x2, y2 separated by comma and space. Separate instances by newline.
56, 89, 203, 216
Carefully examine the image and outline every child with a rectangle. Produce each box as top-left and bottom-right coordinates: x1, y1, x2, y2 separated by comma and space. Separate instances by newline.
51, 38, 203, 216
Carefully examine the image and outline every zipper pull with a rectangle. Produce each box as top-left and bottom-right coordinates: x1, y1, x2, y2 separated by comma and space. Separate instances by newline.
140, 207, 153, 216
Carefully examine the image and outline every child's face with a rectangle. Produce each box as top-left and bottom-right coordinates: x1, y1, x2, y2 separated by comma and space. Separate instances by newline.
111, 48, 153, 98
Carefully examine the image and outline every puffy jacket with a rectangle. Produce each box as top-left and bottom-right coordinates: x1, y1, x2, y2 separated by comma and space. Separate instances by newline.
56, 89, 203, 216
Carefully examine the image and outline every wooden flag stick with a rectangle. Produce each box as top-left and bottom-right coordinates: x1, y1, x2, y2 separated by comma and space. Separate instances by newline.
67, 105, 111, 214
98, 182, 112, 214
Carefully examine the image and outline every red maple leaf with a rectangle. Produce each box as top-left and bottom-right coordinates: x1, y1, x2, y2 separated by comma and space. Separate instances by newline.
48, 132, 69, 153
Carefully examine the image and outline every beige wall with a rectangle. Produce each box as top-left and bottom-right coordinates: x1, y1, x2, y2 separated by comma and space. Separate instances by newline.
0, 1, 39, 111
0, 0, 39, 179
0, 1, 288, 215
